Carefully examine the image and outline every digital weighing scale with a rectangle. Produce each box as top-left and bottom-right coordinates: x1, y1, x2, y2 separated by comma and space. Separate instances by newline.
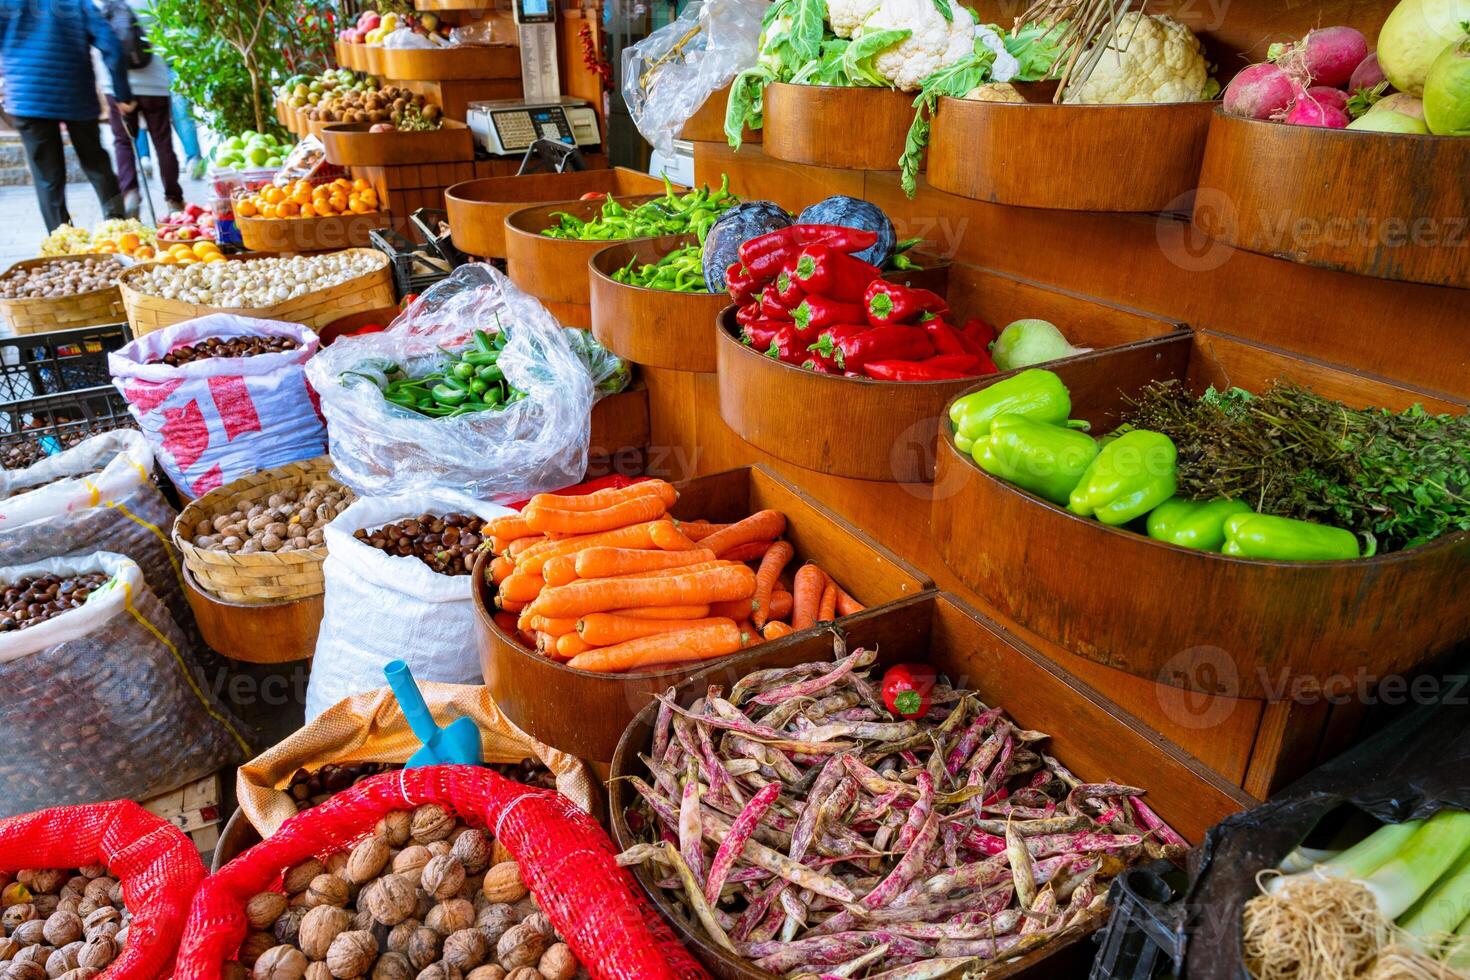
465, 0, 601, 157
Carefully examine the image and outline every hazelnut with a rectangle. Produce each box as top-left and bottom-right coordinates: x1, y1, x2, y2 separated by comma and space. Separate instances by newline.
494, 924, 544, 971
375, 813, 412, 848
252, 944, 309, 980
305, 875, 349, 909
442, 930, 488, 972
299, 906, 352, 961
536, 945, 575, 980
479, 864, 525, 906
420, 857, 464, 902
391, 848, 430, 888
325, 930, 376, 978
405, 928, 440, 971
426, 899, 474, 936
451, 832, 490, 876
345, 839, 390, 885
409, 806, 453, 845
284, 860, 327, 896
364, 876, 415, 928
246, 893, 289, 931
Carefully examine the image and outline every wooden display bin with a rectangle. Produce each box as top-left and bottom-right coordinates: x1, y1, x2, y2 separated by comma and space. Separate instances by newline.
0, 258, 125, 334
588, 236, 728, 373
610, 591, 1255, 978
678, 84, 760, 144
377, 44, 520, 82
236, 213, 382, 253
763, 83, 915, 171
1193, 111, 1470, 289
447, 169, 677, 259
928, 99, 1214, 212
183, 566, 322, 664
589, 386, 652, 472
474, 464, 932, 761
321, 120, 474, 167
931, 329, 1470, 700
717, 264, 1186, 483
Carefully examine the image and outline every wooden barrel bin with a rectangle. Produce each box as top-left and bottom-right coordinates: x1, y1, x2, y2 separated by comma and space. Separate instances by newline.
930, 329, 1470, 700
763, 83, 915, 171
588, 236, 728, 373
376, 44, 519, 82
502, 197, 671, 310
1193, 111, 1470, 289
610, 591, 1255, 979
928, 98, 1215, 211
474, 464, 931, 762
183, 565, 322, 664
0, 258, 126, 334
321, 120, 474, 167
716, 265, 1187, 483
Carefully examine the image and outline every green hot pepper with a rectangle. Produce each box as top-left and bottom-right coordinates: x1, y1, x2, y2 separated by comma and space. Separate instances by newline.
541, 175, 738, 242
950, 369, 1074, 444
612, 243, 708, 293
972, 414, 1099, 506
1221, 513, 1366, 562
1146, 498, 1254, 551
1068, 429, 1178, 526
366, 332, 528, 419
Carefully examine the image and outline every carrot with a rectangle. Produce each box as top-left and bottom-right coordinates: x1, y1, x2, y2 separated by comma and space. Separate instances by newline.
650, 521, 698, 551
708, 597, 757, 620
576, 546, 715, 580
701, 510, 787, 558
556, 632, 594, 659
492, 611, 518, 636
525, 494, 668, 535
487, 514, 537, 541
612, 561, 724, 580
496, 597, 527, 613
542, 555, 579, 587
528, 480, 677, 514
737, 620, 761, 646
835, 584, 864, 616
817, 581, 838, 622
790, 563, 827, 630
506, 535, 545, 559
516, 521, 668, 576
567, 622, 744, 673
750, 541, 795, 630
612, 604, 711, 620
488, 556, 515, 585
517, 629, 538, 648
762, 621, 793, 640
768, 590, 793, 621
675, 520, 728, 541
526, 615, 577, 637
530, 564, 756, 619
577, 613, 735, 646
533, 631, 556, 655
498, 573, 545, 604
719, 540, 774, 562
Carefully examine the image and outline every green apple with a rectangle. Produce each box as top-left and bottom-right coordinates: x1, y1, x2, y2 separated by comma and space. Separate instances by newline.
1424, 35, 1470, 134
265, 156, 283, 166
1347, 110, 1431, 132
224, 135, 244, 151
247, 145, 271, 166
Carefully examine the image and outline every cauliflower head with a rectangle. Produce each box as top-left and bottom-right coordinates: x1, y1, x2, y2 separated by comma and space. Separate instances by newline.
854, 0, 977, 92
964, 82, 1027, 102
1063, 13, 1212, 104
827, 0, 881, 39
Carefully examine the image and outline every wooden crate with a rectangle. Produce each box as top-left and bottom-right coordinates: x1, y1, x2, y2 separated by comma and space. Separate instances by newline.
0, 258, 126, 334
141, 773, 223, 856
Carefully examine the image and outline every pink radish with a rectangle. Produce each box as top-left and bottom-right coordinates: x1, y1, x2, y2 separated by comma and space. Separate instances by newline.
1270, 27, 1370, 88
1223, 63, 1298, 119
1283, 98, 1350, 128
1349, 51, 1386, 92
1307, 86, 1350, 111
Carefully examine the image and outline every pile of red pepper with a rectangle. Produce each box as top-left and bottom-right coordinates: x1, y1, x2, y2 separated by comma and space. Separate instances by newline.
726, 224, 999, 381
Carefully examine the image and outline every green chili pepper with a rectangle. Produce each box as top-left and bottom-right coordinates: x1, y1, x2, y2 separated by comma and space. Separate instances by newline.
473, 329, 494, 354
476, 364, 503, 383
469, 378, 489, 396
452, 361, 475, 381
431, 384, 469, 406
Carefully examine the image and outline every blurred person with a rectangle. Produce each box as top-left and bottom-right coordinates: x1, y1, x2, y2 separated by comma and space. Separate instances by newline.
0, 0, 134, 231
101, 0, 183, 213
133, 83, 204, 180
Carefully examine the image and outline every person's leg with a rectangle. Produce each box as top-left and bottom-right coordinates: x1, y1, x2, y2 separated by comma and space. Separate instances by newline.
135, 125, 151, 166
12, 116, 70, 230
67, 117, 126, 220
140, 96, 183, 206
105, 98, 139, 200
171, 91, 201, 160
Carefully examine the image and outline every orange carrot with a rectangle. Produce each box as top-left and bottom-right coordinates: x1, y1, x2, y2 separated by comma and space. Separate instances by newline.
612, 604, 711, 620
719, 540, 774, 562
676, 520, 729, 542
769, 590, 793, 621
489, 556, 515, 585
524, 494, 668, 535
530, 564, 756, 619
556, 632, 594, 659
650, 521, 698, 551
528, 480, 677, 514
533, 631, 556, 655
492, 611, 518, 636
575, 546, 715, 580
835, 584, 864, 616
790, 563, 827, 630
612, 561, 724, 580
526, 615, 577, 637
737, 620, 761, 646
516, 521, 668, 576
487, 514, 536, 541
762, 621, 793, 640
817, 581, 838, 622
497, 597, 527, 613
498, 573, 545, 604
750, 541, 795, 629
567, 622, 744, 673
542, 555, 580, 587
701, 510, 787, 558
709, 596, 757, 620
577, 613, 735, 646
506, 535, 545, 559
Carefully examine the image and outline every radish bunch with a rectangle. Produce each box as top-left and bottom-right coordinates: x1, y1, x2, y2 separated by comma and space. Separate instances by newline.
1223, 26, 1385, 129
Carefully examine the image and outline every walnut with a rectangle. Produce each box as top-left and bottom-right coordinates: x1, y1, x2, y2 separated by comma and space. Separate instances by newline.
413, 966, 462, 980
46, 945, 80, 976
474, 905, 515, 947
494, 924, 544, 972
80, 908, 119, 941
3, 905, 36, 931
369, 951, 412, 980
12, 945, 48, 966
78, 882, 111, 909
450, 832, 490, 876
413, 892, 434, 923
375, 813, 412, 849
274, 907, 309, 946
57, 969, 99, 980
489, 842, 512, 868
405, 928, 441, 971
391, 848, 431, 888
384, 920, 420, 955
465, 968, 505, 980
424, 842, 451, 859
7, 962, 46, 980
425, 900, 474, 936
26, 872, 63, 896
502, 970, 538, 980
10, 920, 45, 946
365, 876, 416, 928
222, 965, 251, 980
306, 876, 350, 909
324, 854, 349, 878
306, 964, 333, 980
345, 839, 391, 885
325, 930, 377, 978
74, 937, 115, 971
239, 931, 279, 967
0, 937, 19, 960
247, 893, 289, 931
479, 865, 525, 906
350, 909, 373, 933
536, 945, 576, 980
252, 944, 309, 980
521, 914, 554, 942
112, 926, 127, 950
299, 906, 353, 961
409, 806, 453, 845
420, 857, 464, 902
284, 860, 327, 896
53, 898, 80, 919
442, 929, 488, 971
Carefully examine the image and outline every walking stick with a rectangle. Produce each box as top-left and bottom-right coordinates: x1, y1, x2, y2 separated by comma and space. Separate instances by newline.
118, 106, 156, 226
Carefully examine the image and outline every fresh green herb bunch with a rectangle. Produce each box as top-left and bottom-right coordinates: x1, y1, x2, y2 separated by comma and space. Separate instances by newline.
541, 176, 738, 242
1125, 380, 1470, 552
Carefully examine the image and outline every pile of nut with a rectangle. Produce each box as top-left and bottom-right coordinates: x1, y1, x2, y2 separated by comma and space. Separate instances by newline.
304, 86, 442, 129
150, 335, 302, 366
0, 572, 110, 631
1, 471, 100, 500
0, 863, 131, 979
288, 764, 401, 813
0, 257, 123, 300
186, 481, 354, 555
125, 252, 380, 309
230, 804, 584, 980
353, 515, 482, 576
1, 421, 137, 472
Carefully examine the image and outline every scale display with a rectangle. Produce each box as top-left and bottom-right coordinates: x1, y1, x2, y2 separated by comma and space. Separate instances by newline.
490, 105, 574, 152
514, 0, 554, 23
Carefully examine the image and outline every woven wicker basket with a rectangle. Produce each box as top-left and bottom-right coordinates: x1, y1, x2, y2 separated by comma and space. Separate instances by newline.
116, 248, 394, 337
172, 457, 354, 605
0, 257, 127, 334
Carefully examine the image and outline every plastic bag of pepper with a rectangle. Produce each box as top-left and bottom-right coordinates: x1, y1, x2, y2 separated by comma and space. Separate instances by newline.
726, 225, 1000, 381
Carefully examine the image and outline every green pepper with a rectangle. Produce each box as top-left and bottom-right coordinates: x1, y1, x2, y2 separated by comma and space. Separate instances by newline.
971, 414, 1099, 506
463, 350, 499, 367
1067, 429, 1178, 526
1146, 498, 1254, 551
951, 369, 1073, 442
475, 364, 503, 383
385, 390, 418, 408
473, 329, 494, 355
469, 378, 489, 396
452, 361, 475, 381
1221, 513, 1366, 562
431, 383, 469, 406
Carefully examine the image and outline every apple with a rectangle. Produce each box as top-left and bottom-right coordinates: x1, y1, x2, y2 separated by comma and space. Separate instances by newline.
185, 203, 204, 218
419, 12, 438, 30
361, 11, 380, 31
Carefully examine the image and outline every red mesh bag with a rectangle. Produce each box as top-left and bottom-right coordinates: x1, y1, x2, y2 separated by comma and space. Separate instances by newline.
176, 766, 708, 980
0, 800, 207, 978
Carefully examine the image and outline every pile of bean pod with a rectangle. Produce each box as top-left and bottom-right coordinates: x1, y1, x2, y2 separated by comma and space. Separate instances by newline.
617, 643, 1186, 977
611, 244, 708, 293
541, 176, 737, 242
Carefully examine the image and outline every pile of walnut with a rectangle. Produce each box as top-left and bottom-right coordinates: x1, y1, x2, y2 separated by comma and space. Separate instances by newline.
0, 864, 130, 979
187, 482, 354, 555
232, 804, 584, 980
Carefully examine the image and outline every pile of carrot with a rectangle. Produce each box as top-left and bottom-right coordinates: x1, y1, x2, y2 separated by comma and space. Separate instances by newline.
481, 479, 862, 673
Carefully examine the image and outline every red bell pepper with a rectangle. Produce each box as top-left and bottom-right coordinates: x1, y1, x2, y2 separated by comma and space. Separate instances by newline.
792, 295, 865, 335
739, 320, 782, 352
961, 317, 997, 349
881, 663, 936, 718
763, 324, 808, 365
863, 281, 949, 326
862, 360, 971, 381
758, 286, 793, 321
808, 324, 933, 372
792, 245, 882, 303
735, 302, 762, 327
737, 228, 796, 267
774, 269, 804, 307
745, 244, 799, 282
726, 262, 759, 305
790, 223, 879, 254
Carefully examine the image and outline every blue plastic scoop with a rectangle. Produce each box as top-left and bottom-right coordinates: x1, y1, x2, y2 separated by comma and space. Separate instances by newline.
384, 660, 484, 768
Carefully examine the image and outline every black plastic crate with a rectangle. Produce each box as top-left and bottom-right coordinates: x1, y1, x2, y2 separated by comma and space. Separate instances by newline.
0, 386, 136, 470
0, 323, 133, 403
369, 226, 454, 300
1090, 860, 1190, 980
410, 208, 468, 270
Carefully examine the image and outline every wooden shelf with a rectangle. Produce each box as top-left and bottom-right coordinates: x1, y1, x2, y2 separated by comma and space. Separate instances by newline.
376, 44, 519, 82
321, 120, 473, 167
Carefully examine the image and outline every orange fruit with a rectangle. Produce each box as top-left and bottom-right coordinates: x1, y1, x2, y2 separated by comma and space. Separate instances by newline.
202, 252, 227, 263
298, 202, 317, 218
328, 194, 347, 213
360, 188, 378, 208
352, 177, 371, 192
258, 203, 277, 219
263, 186, 284, 205
118, 232, 140, 251
169, 243, 192, 257
290, 185, 311, 206
192, 241, 218, 258
133, 245, 154, 259
279, 200, 300, 217
236, 199, 258, 218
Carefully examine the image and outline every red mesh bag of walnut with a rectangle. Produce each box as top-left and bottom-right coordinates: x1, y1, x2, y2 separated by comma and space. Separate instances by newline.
177, 766, 708, 980
0, 800, 207, 977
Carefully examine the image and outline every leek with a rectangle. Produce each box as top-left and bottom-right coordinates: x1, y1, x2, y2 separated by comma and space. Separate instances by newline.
1363, 810, 1470, 919
1443, 911, 1470, 970
1278, 846, 1342, 874
1268, 819, 1422, 894
1398, 846, 1470, 946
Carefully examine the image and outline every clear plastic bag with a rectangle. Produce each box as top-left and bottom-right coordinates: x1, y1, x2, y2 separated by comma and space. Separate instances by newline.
449, 12, 517, 47
305, 263, 596, 500
621, 0, 766, 157
566, 327, 632, 397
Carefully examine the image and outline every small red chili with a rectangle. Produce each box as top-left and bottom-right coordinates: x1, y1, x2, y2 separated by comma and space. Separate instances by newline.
881, 663, 937, 718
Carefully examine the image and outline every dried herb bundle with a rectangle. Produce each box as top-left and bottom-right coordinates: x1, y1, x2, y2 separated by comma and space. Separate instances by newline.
1124, 380, 1470, 552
